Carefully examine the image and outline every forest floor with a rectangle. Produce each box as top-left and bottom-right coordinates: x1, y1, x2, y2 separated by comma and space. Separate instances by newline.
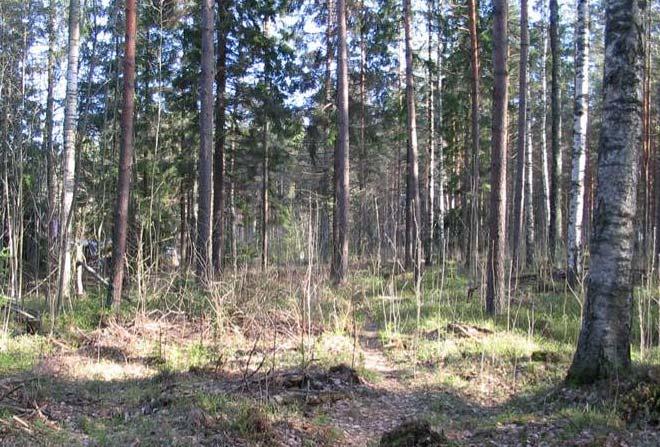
2, 263, 660, 446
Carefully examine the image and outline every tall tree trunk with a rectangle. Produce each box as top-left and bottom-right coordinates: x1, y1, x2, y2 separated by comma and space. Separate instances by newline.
56, 0, 81, 311
403, 0, 422, 280
436, 1, 445, 253
567, 0, 590, 284
466, 0, 480, 273
486, 0, 509, 315
655, 83, 660, 266
325, 0, 336, 108
108, 0, 137, 309
213, 0, 229, 274
549, 0, 562, 263
358, 0, 367, 256
424, 0, 435, 266
261, 18, 271, 272
45, 0, 57, 279
331, 0, 350, 283
197, 0, 215, 283
539, 7, 551, 252
261, 120, 269, 271
567, 0, 644, 384
639, 8, 652, 267
525, 104, 535, 264
321, 0, 335, 262
512, 0, 529, 270
228, 126, 237, 272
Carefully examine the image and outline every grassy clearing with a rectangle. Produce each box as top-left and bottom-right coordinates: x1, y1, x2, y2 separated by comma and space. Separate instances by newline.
1, 264, 660, 445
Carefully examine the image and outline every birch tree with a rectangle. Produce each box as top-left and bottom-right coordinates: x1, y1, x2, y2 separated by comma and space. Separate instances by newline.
525, 108, 535, 264
567, 0, 645, 384
56, 0, 81, 310
404, 0, 422, 280
538, 1, 551, 252
567, 0, 590, 284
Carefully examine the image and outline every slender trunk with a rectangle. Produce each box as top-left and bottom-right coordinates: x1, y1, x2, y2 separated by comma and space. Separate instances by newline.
567, 0, 644, 383
656, 83, 660, 265
107, 0, 137, 309
331, 0, 350, 283
325, 0, 336, 107
486, 0, 509, 315
425, 0, 435, 265
549, 0, 562, 263
45, 0, 57, 277
512, 0, 529, 270
436, 1, 445, 253
322, 0, 335, 262
404, 0, 422, 280
640, 8, 652, 266
262, 120, 269, 271
212, 0, 229, 274
466, 0, 480, 272
567, 0, 590, 283
539, 13, 551, 253
197, 0, 214, 283
525, 105, 535, 265
228, 127, 237, 272
56, 0, 81, 311
358, 0, 367, 255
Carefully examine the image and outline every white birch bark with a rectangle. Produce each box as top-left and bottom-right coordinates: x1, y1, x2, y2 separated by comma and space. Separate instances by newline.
525, 106, 535, 265
568, 0, 645, 384
567, 0, 590, 282
56, 0, 81, 310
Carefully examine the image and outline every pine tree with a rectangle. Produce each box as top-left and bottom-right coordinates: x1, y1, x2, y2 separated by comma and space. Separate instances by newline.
108, 0, 138, 309
486, 0, 509, 315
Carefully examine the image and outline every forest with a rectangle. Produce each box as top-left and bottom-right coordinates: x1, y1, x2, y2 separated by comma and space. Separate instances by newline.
0, 0, 659, 445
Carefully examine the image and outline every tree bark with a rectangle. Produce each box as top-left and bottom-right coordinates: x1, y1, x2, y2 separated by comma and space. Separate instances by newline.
424, 0, 435, 266
261, 120, 269, 271
331, 0, 350, 283
525, 104, 535, 265
567, 0, 645, 384
512, 0, 529, 271
466, 0, 480, 273
56, 0, 81, 311
549, 0, 562, 263
436, 1, 445, 254
228, 125, 237, 272
403, 0, 422, 280
212, 0, 229, 274
567, 0, 590, 284
358, 0, 367, 256
197, 0, 215, 283
539, 7, 551, 253
655, 83, 660, 266
45, 0, 57, 279
108, 0, 137, 309
486, 0, 509, 315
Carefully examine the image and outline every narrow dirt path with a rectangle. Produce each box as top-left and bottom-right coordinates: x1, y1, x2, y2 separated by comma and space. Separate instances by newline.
326, 322, 433, 446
